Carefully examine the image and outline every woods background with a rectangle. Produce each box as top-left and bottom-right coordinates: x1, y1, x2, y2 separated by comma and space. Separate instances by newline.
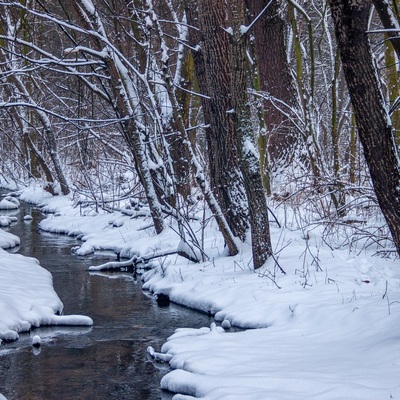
1, 0, 400, 266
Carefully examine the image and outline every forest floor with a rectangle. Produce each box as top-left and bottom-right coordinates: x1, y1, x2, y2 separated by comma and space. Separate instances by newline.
1, 183, 400, 399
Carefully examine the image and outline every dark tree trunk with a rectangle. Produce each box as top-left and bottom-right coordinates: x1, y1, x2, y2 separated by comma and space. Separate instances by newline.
185, 0, 249, 242
184, 0, 273, 266
246, 0, 298, 167
329, 0, 400, 256
23, 133, 57, 196
160, 51, 240, 256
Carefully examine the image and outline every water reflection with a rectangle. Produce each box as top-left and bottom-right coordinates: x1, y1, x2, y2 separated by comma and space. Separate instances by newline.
0, 190, 211, 399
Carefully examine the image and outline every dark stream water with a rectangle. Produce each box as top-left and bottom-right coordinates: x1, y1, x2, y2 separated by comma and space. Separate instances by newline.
0, 191, 212, 400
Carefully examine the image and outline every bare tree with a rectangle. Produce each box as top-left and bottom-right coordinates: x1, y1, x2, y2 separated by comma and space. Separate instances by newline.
0, 3, 70, 195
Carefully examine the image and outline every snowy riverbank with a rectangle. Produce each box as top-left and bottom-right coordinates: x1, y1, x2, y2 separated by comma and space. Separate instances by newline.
1, 184, 400, 399
0, 248, 93, 343
0, 188, 94, 346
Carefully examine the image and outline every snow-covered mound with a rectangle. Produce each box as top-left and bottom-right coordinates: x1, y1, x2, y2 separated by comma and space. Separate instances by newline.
0, 217, 11, 227
0, 196, 20, 210
0, 228, 20, 249
0, 248, 93, 342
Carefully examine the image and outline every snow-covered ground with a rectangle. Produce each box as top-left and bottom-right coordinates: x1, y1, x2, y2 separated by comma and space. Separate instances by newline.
1, 184, 400, 399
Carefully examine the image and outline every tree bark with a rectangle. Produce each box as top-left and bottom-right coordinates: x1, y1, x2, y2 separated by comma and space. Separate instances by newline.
229, 1, 273, 268
185, 0, 249, 241
23, 133, 57, 195
246, 0, 298, 167
329, 0, 400, 256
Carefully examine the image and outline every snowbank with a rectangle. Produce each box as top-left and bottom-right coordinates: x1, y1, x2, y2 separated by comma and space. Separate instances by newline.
6, 185, 178, 259
0, 215, 18, 227
0, 248, 92, 342
141, 227, 400, 399
0, 228, 20, 249
0, 197, 19, 210
157, 302, 400, 399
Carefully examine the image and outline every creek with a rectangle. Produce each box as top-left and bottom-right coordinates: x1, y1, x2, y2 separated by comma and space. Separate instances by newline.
0, 190, 211, 399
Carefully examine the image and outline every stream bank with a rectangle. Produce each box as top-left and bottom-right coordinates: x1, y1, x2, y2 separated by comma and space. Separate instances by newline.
0, 190, 211, 399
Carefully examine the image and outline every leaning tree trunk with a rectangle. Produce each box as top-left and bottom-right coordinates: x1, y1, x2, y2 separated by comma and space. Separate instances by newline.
329, 0, 400, 256
372, 0, 400, 60
67, 0, 166, 233
23, 132, 57, 195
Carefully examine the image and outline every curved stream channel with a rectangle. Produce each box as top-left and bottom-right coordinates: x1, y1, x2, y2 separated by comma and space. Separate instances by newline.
0, 192, 212, 399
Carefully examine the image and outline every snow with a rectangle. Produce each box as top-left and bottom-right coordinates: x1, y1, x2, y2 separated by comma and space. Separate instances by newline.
177, 239, 202, 263
1, 184, 400, 399
240, 24, 249, 35
0, 198, 19, 210
224, 27, 233, 35
31, 334, 41, 346
221, 319, 231, 329
0, 228, 20, 249
4, 196, 20, 207
72, 242, 95, 256
79, 0, 95, 16
0, 217, 11, 227
158, 308, 400, 399
0, 247, 93, 342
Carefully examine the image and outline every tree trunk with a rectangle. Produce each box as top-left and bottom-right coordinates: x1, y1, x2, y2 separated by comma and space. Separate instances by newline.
186, 0, 249, 241
160, 62, 240, 256
246, 0, 298, 168
23, 133, 57, 195
329, 0, 400, 256
229, 0, 272, 268
67, 0, 166, 233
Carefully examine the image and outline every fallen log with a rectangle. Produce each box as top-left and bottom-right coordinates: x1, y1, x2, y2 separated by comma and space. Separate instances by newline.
88, 250, 178, 272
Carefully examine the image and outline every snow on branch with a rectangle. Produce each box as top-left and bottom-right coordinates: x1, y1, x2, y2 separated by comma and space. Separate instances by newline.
0, 101, 132, 126
88, 250, 178, 272
367, 28, 400, 33
241, 0, 274, 35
